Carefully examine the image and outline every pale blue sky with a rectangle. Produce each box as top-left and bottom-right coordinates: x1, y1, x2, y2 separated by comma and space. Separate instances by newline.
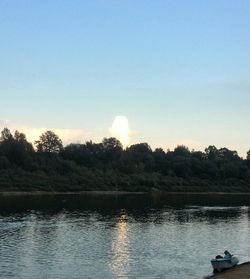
0, 0, 250, 155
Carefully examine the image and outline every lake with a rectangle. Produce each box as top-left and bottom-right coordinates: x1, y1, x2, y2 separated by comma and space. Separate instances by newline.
0, 193, 250, 279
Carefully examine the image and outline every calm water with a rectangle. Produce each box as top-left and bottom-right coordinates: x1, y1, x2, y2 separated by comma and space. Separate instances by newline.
0, 193, 250, 279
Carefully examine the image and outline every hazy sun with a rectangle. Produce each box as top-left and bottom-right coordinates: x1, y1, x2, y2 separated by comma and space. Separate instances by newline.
110, 116, 130, 147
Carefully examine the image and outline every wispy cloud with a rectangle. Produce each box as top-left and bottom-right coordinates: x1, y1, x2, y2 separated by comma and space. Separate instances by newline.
0, 121, 103, 146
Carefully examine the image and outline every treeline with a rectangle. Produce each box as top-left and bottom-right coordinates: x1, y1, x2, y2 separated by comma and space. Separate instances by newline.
1, 127, 250, 192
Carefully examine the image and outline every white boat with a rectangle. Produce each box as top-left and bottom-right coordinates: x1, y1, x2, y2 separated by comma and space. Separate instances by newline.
211, 251, 239, 272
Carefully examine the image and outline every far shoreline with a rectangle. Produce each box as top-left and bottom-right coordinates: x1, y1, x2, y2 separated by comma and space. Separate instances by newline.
1, 191, 250, 196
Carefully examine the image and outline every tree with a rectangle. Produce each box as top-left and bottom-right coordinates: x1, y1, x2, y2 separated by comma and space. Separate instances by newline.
128, 143, 152, 153
62, 142, 100, 167
247, 150, 250, 161
205, 145, 219, 160
153, 148, 170, 175
35, 130, 63, 153
173, 145, 190, 157
0, 128, 14, 158
0, 128, 13, 142
14, 130, 34, 153
101, 137, 123, 163
127, 143, 154, 172
218, 147, 240, 161
102, 137, 123, 151
191, 151, 205, 160
0, 128, 34, 167
172, 155, 192, 178
0, 156, 10, 169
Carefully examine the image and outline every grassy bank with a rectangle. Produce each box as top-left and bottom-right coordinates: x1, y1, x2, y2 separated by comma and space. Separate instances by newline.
1, 168, 250, 193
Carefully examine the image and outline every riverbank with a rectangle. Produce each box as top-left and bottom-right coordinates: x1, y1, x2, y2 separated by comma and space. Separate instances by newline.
0, 190, 146, 196
1, 166, 250, 194
205, 262, 250, 279
2, 190, 250, 196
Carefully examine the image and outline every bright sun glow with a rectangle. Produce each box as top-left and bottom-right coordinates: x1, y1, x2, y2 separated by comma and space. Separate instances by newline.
110, 116, 130, 147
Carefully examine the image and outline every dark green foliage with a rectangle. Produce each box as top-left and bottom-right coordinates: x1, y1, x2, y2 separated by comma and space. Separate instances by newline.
0, 156, 10, 169
173, 145, 191, 157
247, 150, 250, 161
0, 128, 34, 167
35, 130, 63, 153
1, 128, 250, 192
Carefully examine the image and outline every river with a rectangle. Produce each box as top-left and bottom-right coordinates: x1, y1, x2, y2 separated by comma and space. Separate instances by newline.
0, 193, 250, 278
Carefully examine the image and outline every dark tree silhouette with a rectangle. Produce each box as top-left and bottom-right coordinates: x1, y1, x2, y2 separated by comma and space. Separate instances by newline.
0, 129, 34, 167
1, 127, 250, 192
14, 131, 34, 153
247, 150, 250, 161
102, 137, 123, 150
205, 145, 219, 160
35, 130, 63, 153
101, 137, 123, 163
0, 128, 13, 142
173, 145, 190, 157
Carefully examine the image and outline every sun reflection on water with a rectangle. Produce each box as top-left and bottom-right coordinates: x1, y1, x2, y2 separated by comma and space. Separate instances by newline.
109, 214, 129, 279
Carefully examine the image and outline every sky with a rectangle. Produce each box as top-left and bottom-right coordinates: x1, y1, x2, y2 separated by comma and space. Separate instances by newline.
0, 0, 250, 156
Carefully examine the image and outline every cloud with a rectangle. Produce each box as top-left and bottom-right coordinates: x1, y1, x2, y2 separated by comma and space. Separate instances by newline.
0, 121, 101, 146
109, 116, 131, 147
21, 127, 90, 145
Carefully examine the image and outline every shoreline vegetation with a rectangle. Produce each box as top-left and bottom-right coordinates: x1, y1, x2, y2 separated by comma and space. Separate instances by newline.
3, 191, 250, 196
1, 128, 250, 193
